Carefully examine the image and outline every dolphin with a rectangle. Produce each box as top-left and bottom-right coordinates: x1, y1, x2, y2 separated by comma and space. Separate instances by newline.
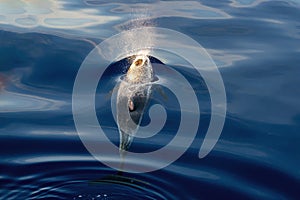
116, 55, 154, 154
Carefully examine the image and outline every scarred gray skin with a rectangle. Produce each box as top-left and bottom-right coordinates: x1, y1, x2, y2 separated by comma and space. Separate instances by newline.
116, 55, 153, 153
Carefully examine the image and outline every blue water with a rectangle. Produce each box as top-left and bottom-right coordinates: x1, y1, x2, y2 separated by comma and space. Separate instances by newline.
1, 0, 300, 199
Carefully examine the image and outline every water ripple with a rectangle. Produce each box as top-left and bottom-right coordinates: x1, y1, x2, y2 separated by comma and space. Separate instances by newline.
0, 90, 66, 113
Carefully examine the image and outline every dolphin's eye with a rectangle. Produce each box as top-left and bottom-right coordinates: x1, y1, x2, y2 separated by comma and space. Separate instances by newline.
134, 59, 143, 66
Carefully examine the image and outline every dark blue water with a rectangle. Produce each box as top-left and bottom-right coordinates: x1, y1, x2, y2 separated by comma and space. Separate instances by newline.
1, 0, 300, 199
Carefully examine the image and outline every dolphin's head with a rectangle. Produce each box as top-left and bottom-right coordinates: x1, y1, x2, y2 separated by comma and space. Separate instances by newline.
126, 55, 153, 84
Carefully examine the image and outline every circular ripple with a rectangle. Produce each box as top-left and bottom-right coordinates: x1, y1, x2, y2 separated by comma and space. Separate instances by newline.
0, 160, 176, 200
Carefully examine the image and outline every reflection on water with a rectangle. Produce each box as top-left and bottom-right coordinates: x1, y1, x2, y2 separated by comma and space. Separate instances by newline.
0, 0, 119, 28
0, 0, 231, 38
1, 0, 300, 199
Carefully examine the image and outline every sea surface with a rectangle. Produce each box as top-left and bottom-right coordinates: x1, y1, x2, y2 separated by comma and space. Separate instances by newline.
0, 0, 300, 199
